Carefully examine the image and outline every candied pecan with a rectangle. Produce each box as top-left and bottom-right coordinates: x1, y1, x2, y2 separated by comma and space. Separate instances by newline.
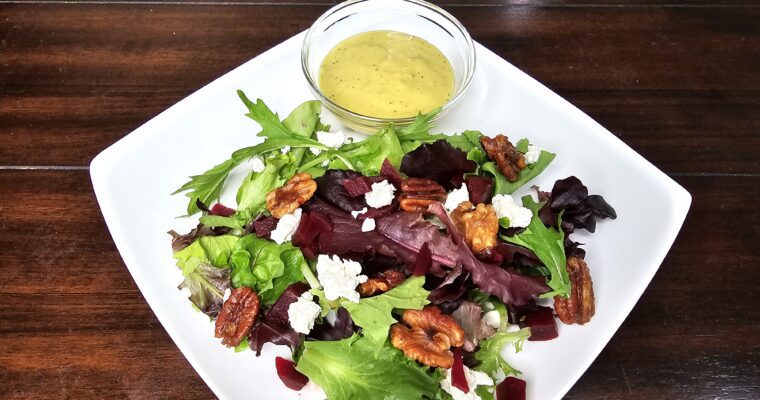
390, 306, 465, 368
266, 173, 317, 218
359, 270, 407, 296
399, 178, 447, 212
554, 256, 595, 325
480, 135, 526, 182
450, 202, 498, 253
215, 287, 260, 347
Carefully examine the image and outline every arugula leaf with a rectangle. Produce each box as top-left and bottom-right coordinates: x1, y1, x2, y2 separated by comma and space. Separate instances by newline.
173, 94, 328, 215
229, 235, 307, 305
341, 276, 429, 346
483, 146, 556, 195
474, 328, 531, 379
504, 196, 570, 297
396, 107, 442, 141
296, 335, 442, 400
445, 130, 483, 152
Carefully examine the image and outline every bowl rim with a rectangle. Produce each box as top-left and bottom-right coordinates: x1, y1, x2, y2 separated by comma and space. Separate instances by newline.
300, 0, 477, 125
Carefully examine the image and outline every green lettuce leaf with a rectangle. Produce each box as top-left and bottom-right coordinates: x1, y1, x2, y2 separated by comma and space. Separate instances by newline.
504, 196, 569, 297
331, 125, 404, 175
228, 235, 306, 305
174, 235, 239, 272
482, 141, 556, 195
474, 328, 531, 379
173, 236, 238, 316
296, 335, 442, 400
341, 276, 429, 346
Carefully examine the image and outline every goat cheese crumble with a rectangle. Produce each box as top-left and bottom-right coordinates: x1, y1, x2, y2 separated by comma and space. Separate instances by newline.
287, 292, 322, 334
445, 183, 470, 212
316, 254, 368, 303
441, 365, 494, 400
491, 194, 532, 228
524, 144, 542, 164
483, 310, 501, 329
351, 207, 368, 219
364, 180, 395, 208
270, 208, 303, 244
250, 157, 265, 173
316, 130, 347, 148
281, 145, 291, 154
361, 218, 376, 232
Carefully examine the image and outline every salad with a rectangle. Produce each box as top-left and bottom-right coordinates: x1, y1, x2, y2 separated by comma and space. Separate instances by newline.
169, 91, 616, 400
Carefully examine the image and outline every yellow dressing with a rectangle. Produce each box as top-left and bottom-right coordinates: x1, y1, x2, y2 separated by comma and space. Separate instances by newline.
318, 30, 455, 119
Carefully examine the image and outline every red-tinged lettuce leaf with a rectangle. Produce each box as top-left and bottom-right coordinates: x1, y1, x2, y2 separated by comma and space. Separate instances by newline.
496, 377, 526, 400
452, 348, 470, 394
465, 175, 495, 205
251, 215, 278, 239
356, 201, 398, 221
427, 203, 548, 306
275, 357, 309, 391
177, 262, 231, 318
400, 140, 477, 190
380, 158, 404, 188
452, 300, 496, 352
412, 242, 432, 277
308, 307, 356, 341
249, 319, 301, 356
541, 176, 617, 234
374, 211, 459, 267
314, 169, 368, 213
169, 224, 222, 252
427, 264, 468, 310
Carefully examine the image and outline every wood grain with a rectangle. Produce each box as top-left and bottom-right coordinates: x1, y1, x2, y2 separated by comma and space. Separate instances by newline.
0, 1, 758, 399
1, 4, 758, 171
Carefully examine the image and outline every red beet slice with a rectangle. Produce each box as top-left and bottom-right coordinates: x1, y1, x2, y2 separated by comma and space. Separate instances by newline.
412, 242, 432, 277
380, 158, 404, 188
451, 347, 470, 393
342, 176, 375, 197
465, 176, 495, 205
496, 376, 526, 400
292, 211, 332, 260
265, 282, 310, 328
210, 203, 236, 217
252, 215, 278, 239
275, 357, 309, 391
522, 306, 558, 341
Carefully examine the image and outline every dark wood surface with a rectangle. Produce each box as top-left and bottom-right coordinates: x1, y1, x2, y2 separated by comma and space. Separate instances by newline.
0, 1, 757, 399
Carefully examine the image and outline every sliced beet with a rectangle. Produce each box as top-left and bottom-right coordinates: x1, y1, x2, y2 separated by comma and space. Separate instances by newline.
275, 357, 309, 391
412, 242, 432, 277
210, 203, 236, 217
496, 376, 526, 400
465, 175, 494, 205
451, 347, 470, 394
380, 158, 404, 188
522, 306, 558, 341
251, 215, 278, 239
265, 282, 310, 328
342, 176, 375, 197
292, 210, 332, 260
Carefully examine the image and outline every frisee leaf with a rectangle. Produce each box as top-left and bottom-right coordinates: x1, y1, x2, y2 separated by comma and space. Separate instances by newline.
473, 327, 531, 379
504, 195, 570, 297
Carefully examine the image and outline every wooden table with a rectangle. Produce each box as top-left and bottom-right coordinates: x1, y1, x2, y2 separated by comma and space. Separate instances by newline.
1, 0, 758, 399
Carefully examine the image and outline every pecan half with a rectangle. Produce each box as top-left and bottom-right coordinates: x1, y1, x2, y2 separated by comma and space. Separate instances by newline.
480, 135, 526, 182
215, 287, 261, 347
450, 201, 498, 253
359, 270, 407, 297
554, 256, 595, 325
390, 306, 465, 368
266, 173, 317, 218
399, 178, 447, 212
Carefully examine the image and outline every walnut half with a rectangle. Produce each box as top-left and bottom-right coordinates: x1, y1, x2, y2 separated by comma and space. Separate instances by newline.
450, 201, 499, 253
554, 256, 595, 325
480, 135, 526, 182
215, 287, 260, 347
266, 172, 317, 218
390, 306, 465, 368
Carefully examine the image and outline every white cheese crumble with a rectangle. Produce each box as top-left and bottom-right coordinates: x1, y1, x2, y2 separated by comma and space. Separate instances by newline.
316, 254, 367, 303
441, 365, 494, 400
364, 180, 395, 208
361, 218, 376, 232
321, 160, 329, 167
445, 183, 470, 212
222, 288, 232, 302
250, 157, 265, 173
324, 309, 338, 326
491, 194, 532, 228
309, 147, 321, 156
281, 145, 291, 154
270, 208, 303, 244
298, 381, 327, 400
351, 207, 368, 219
483, 310, 501, 329
287, 292, 322, 334
316, 130, 347, 148
524, 144, 542, 164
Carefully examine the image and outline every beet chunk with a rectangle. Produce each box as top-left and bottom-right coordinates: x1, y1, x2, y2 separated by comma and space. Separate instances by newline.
496, 376, 526, 400
275, 357, 309, 391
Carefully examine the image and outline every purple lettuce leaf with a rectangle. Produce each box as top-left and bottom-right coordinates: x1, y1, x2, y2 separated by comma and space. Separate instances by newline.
314, 169, 368, 213
400, 140, 477, 190
451, 300, 496, 352
541, 176, 617, 233
308, 308, 356, 341
249, 320, 301, 356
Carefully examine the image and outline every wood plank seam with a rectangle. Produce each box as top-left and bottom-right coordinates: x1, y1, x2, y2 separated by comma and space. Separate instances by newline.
2, 1, 759, 8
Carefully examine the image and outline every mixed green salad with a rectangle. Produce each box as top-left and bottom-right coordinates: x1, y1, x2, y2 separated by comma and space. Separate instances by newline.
170, 91, 616, 400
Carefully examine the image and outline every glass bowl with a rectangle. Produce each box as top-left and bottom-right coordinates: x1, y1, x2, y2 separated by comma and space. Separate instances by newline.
301, 0, 476, 133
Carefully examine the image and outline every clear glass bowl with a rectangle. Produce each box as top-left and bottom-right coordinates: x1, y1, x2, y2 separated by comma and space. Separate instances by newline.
301, 0, 476, 133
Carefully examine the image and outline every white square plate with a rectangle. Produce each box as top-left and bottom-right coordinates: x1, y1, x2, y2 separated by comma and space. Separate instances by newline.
91, 32, 691, 400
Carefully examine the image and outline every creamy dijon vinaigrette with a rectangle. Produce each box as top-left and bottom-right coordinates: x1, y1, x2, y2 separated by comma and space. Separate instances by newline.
318, 30, 455, 119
